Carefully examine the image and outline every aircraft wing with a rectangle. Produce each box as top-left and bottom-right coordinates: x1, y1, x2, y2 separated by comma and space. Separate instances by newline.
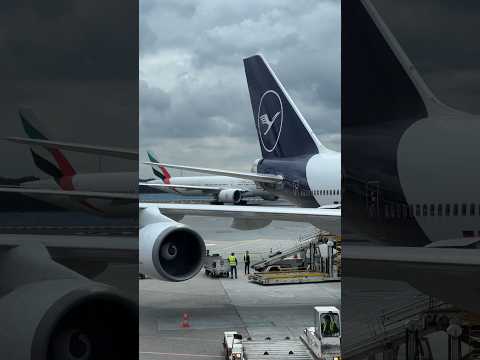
139, 182, 228, 193
0, 186, 137, 200
343, 245, 480, 313
140, 203, 340, 234
143, 161, 283, 184
6, 137, 138, 160
0, 234, 137, 265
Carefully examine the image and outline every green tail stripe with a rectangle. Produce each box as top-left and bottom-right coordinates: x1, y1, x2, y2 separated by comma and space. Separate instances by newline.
20, 113, 47, 140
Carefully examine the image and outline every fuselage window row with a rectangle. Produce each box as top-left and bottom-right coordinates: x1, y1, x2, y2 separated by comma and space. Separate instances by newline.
298, 189, 341, 197
383, 202, 478, 218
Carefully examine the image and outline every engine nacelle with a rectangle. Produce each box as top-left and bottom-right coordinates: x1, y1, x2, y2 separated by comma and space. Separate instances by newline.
140, 221, 206, 281
217, 189, 242, 204
0, 245, 137, 359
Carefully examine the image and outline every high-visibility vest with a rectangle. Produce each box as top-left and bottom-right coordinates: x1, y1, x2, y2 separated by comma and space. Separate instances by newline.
228, 255, 237, 266
322, 320, 338, 335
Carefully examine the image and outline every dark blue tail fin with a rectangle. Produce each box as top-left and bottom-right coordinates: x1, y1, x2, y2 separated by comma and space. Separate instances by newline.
243, 54, 323, 159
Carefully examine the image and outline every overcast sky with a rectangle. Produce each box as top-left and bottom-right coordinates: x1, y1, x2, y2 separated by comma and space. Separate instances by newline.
139, 0, 341, 178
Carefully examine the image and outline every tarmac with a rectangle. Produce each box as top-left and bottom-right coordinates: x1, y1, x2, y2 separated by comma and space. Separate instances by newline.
139, 217, 341, 360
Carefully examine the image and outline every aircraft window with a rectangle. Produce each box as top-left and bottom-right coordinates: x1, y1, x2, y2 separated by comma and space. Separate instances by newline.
437, 204, 443, 216
446, 204, 450, 216
430, 204, 435, 217
402, 204, 408, 218
415, 205, 420, 216
422, 204, 427, 217
453, 204, 458, 216
461, 204, 467, 216
470, 203, 475, 216
384, 205, 390, 218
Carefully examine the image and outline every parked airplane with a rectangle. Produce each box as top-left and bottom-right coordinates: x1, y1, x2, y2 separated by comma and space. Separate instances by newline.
341, 0, 480, 314
145, 54, 341, 208
143, 150, 278, 204
143, 0, 480, 315
3, 2, 479, 317
5, 107, 137, 217
0, 56, 341, 281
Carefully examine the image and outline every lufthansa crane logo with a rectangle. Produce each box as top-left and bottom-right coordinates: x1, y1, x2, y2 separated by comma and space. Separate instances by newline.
257, 90, 283, 152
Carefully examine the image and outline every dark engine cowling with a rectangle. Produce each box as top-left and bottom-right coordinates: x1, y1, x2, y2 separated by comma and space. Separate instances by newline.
140, 221, 206, 282
0, 245, 137, 360
217, 189, 242, 204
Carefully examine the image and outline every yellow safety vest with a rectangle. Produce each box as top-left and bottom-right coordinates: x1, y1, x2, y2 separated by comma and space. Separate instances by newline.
228, 255, 237, 266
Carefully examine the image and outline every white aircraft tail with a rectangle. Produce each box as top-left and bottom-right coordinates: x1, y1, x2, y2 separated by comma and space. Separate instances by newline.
18, 107, 77, 178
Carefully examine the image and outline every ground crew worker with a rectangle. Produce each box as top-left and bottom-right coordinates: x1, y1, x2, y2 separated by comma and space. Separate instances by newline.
244, 251, 251, 275
321, 314, 339, 337
228, 252, 238, 279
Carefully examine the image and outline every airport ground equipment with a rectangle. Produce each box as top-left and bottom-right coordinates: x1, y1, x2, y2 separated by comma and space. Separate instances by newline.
249, 230, 340, 284
301, 306, 341, 360
204, 253, 230, 278
343, 296, 480, 360
242, 338, 314, 360
248, 269, 339, 285
223, 306, 341, 360
223, 331, 244, 360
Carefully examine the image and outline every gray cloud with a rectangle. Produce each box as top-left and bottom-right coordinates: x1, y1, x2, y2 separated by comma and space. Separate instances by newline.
140, 0, 341, 177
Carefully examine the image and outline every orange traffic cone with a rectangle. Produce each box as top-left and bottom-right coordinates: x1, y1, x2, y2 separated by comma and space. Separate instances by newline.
180, 312, 191, 328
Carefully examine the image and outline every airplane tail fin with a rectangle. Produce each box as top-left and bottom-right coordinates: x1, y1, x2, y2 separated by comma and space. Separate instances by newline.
243, 54, 324, 159
342, 0, 456, 128
147, 150, 171, 183
18, 107, 76, 179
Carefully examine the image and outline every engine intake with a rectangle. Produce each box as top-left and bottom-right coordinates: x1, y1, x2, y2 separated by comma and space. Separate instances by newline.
140, 222, 206, 282
217, 189, 242, 204
0, 244, 137, 360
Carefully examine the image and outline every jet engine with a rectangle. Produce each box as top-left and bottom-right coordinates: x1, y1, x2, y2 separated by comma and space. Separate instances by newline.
140, 221, 206, 281
0, 244, 137, 360
217, 189, 242, 204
